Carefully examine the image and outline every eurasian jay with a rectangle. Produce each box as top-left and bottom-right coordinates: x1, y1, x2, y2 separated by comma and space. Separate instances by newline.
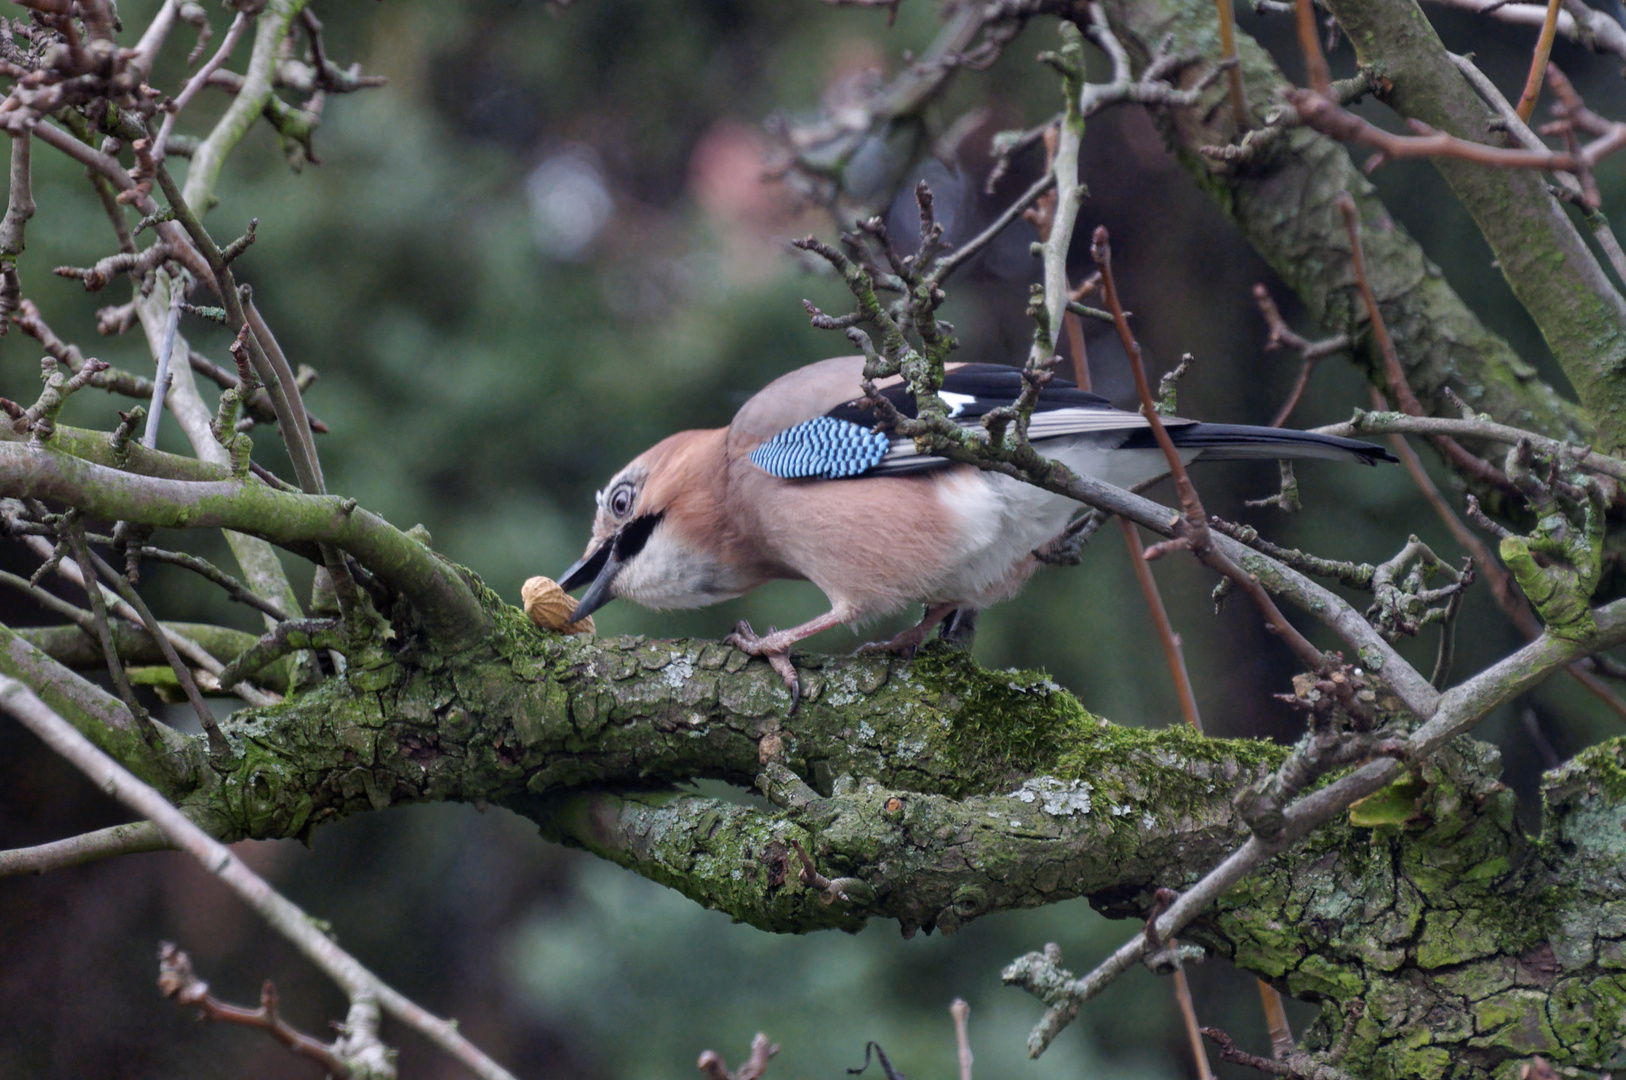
560, 357, 1394, 699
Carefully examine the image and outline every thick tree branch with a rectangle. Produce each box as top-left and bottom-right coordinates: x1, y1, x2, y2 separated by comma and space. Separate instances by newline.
0, 442, 489, 640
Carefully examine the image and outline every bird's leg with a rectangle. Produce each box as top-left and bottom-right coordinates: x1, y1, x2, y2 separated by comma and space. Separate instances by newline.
856, 602, 958, 659
724, 608, 854, 710
937, 607, 980, 649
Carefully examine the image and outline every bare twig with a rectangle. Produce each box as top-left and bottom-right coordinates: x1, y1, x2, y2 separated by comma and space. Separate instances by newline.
0, 130, 34, 329
1259, 982, 1295, 1060
138, 546, 293, 622
83, 544, 226, 758
1449, 52, 1626, 285
1290, 92, 1626, 210
951, 999, 973, 1080
1424, 0, 1626, 64
1253, 283, 1349, 427
928, 168, 1054, 284
65, 523, 151, 736
1094, 227, 1324, 670
1174, 967, 1216, 1080
152, 10, 252, 164
1339, 195, 1514, 492
143, 275, 184, 448
158, 943, 352, 1075
698, 1033, 779, 1080
1515, 0, 1563, 121
21, 533, 279, 708
1216, 0, 1250, 125
1293, 0, 1331, 96
0, 820, 170, 877
1318, 410, 1626, 485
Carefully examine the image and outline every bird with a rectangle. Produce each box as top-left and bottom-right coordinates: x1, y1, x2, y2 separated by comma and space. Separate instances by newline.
559, 357, 1395, 703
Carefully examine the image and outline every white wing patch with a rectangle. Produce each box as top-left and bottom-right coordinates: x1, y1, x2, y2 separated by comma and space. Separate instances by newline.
869, 406, 1197, 474
938, 391, 976, 417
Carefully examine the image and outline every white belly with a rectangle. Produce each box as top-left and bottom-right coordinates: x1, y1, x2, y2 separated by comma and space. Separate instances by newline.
929, 444, 1191, 607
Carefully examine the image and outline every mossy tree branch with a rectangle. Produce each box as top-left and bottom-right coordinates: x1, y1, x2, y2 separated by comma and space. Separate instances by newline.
18, 576, 1625, 1079
0, 442, 488, 641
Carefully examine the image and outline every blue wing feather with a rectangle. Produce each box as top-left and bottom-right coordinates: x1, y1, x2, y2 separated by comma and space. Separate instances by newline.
749, 416, 892, 479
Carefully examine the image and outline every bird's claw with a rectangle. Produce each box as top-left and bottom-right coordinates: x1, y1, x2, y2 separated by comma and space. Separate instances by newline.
724, 620, 802, 711
855, 625, 930, 660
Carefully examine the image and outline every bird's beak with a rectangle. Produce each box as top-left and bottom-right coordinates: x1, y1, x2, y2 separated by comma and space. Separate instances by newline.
559, 538, 622, 621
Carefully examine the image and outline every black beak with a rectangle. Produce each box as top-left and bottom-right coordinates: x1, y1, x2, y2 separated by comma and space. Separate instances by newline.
558, 538, 622, 622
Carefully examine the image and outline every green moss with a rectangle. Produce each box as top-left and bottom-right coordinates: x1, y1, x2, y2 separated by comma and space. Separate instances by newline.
1566, 738, 1626, 804
908, 646, 1285, 811
908, 646, 1096, 781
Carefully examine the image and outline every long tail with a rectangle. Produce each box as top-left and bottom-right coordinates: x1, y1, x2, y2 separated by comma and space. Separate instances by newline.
1141, 423, 1397, 466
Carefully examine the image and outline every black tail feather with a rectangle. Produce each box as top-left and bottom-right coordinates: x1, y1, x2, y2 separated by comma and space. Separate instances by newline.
1122, 423, 1396, 465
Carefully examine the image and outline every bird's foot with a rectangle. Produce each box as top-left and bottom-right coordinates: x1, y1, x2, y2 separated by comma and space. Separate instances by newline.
724, 620, 801, 710
856, 603, 959, 660
855, 624, 933, 660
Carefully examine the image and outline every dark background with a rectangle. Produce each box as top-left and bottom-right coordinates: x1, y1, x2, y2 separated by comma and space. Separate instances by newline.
2, 0, 1623, 1076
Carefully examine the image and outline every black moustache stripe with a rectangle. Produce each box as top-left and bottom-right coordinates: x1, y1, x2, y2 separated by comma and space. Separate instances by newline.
615, 511, 665, 561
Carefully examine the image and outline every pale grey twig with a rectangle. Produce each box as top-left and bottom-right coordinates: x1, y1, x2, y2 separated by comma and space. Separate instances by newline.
152, 10, 253, 165
0, 821, 170, 877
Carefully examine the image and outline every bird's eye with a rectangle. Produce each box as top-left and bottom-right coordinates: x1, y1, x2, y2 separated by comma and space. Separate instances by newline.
609, 485, 635, 518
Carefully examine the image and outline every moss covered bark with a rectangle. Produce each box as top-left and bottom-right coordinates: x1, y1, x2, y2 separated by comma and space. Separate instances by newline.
42, 580, 1619, 1078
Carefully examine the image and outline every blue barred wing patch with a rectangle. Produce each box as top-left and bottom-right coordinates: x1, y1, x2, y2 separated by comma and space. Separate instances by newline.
749, 416, 892, 479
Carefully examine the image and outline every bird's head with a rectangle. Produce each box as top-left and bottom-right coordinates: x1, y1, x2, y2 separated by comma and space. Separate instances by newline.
559, 428, 736, 619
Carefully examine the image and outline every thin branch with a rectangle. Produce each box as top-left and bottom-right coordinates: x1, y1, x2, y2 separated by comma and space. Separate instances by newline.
1315, 411, 1626, 484
142, 275, 184, 448
1423, 0, 1626, 62
157, 944, 352, 1076
83, 545, 227, 759
65, 523, 152, 735
1515, 0, 1564, 121
1252, 283, 1348, 427
152, 9, 252, 164
1119, 518, 1202, 728
1339, 194, 1514, 491
0, 443, 489, 641
22, 533, 279, 708
1033, 21, 1082, 375
1258, 982, 1295, 1061
139, 546, 293, 622
1293, 0, 1331, 97
0, 675, 519, 1080
927, 169, 1054, 284
1449, 51, 1626, 285
1173, 967, 1216, 1080
951, 999, 973, 1080
1290, 91, 1626, 210
0, 130, 34, 328
182, 0, 305, 214
0, 568, 99, 630
1215, 0, 1250, 125
0, 820, 170, 877
1094, 226, 1325, 670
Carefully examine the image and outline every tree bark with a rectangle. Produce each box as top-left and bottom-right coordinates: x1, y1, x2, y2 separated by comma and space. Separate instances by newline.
35, 584, 1625, 1079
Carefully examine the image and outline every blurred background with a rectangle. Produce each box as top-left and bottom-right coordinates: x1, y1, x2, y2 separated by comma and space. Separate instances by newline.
2, 0, 1625, 1076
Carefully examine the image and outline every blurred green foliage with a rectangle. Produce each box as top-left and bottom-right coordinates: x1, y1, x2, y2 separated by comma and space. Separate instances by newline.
4, 0, 1626, 1076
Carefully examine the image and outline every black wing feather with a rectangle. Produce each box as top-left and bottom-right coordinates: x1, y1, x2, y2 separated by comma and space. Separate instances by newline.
813, 362, 1394, 476
824, 363, 1111, 425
